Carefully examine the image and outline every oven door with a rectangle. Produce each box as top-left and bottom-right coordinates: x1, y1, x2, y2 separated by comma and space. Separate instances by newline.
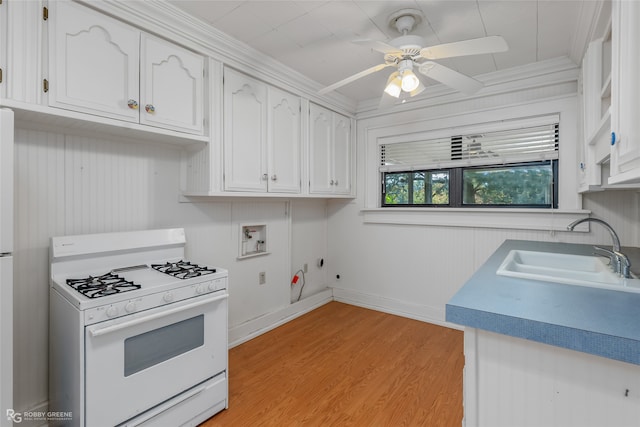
85, 292, 228, 427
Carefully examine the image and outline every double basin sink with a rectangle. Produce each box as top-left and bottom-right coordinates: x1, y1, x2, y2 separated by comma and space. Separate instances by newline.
497, 249, 640, 293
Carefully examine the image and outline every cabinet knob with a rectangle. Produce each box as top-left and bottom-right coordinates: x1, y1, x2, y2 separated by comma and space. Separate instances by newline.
330, 179, 334, 185
271, 175, 277, 181
145, 104, 155, 114
611, 131, 617, 146
334, 180, 339, 186
262, 174, 268, 181
127, 99, 139, 110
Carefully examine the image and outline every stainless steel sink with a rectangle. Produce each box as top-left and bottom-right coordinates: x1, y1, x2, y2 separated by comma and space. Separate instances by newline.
496, 250, 640, 293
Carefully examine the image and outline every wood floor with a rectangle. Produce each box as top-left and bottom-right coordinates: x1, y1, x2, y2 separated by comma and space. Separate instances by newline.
200, 302, 464, 427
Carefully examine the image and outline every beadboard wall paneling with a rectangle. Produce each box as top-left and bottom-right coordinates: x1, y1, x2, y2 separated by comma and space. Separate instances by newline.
182, 144, 212, 194
227, 201, 290, 327
329, 191, 640, 327
13, 129, 65, 414
13, 129, 320, 419
470, 328, 640, 426
63, 134, 156, 235
290, 199, 329, 302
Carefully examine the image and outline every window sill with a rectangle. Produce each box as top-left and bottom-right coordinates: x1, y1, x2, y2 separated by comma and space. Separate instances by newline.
361, 208, 591, 231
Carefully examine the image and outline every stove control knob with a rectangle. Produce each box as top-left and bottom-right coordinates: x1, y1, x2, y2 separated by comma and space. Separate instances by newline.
125, 302, 137, 313
208, 282, 216, 291
106, 306, 119, 318
195, 285, 205, 294
163, 292, 174, 303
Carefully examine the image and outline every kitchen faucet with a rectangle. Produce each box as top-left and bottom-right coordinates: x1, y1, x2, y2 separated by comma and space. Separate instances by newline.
566, 217, 632, 278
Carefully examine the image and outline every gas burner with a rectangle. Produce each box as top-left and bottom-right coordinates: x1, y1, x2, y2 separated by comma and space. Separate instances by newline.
151, 260, 216, 280
66, 272, 141, 299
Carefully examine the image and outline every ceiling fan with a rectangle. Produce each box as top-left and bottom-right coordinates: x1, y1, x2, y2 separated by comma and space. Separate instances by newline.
318, 9, 508, 105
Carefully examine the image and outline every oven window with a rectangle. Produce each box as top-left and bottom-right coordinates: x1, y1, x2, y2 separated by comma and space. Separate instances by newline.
124, 315, 204, 377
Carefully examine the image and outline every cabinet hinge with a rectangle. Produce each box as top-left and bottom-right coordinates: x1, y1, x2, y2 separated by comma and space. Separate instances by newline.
43, 79, 49, 93
0, 69, 3, 84
43, 6, 48, 20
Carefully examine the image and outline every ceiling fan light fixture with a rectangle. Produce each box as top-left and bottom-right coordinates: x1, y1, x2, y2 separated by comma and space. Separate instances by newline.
401, 70, 420, 92
384, 72, 402, 98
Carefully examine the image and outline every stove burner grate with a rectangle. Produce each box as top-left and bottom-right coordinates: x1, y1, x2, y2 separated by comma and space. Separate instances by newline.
151, 260, 216, 280
66, 272, 141, 299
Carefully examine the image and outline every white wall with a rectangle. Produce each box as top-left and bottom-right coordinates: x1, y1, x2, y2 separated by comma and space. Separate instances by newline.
12, 127, 329, 420
327, 74, 640, 326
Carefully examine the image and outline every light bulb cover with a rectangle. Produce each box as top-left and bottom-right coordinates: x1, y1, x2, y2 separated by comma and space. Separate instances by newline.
401, 70, 420, 92
384, 72, 402, 98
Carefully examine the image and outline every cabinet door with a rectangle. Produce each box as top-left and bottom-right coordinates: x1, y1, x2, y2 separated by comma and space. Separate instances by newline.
49, 0, 139, 122
223, 69, 267, 192
268, 87, 301, 193
609, 0, 640, 184
309, 104, 333, 194
332, 113, 351, 194
140, 34, 204, 134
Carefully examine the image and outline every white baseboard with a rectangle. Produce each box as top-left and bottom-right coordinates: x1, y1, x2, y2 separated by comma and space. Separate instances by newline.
228, 288, 333, 348
332, 287, 463, 331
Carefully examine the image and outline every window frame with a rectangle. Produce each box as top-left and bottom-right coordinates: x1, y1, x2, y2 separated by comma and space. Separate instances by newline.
361, 97, 585, 230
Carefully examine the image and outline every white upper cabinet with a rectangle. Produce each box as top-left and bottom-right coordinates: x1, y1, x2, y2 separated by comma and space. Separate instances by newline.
49, 0, 140, 123
49, 1, 204, 135
267, 86, 301, 193
223, 68, 301, 194
332, 113, 351, 195
139, 34, 204, 134
608, 0, 640, 184
223, 68, 268, 192
309, 103, 351, 195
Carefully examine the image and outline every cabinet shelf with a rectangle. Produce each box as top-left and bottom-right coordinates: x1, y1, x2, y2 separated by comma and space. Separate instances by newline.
601, 73, 612, 98
4, 99, 208, 146
587, 106, 611, 148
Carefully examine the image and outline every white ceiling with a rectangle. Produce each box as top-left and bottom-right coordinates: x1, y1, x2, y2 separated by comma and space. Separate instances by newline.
168, 0, 590, 103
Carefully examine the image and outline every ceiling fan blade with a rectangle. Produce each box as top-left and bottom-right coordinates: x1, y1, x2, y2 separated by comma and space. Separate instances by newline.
420, 35, 508, 60
352, 39, 403, 56
418, 62, 483, 95
318, 63, 392, 95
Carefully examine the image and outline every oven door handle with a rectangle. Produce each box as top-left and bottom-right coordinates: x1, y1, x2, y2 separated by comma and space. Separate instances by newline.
88, 293, 228, 338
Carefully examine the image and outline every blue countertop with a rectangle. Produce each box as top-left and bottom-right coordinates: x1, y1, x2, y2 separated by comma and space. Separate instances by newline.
446, 239, 640, 365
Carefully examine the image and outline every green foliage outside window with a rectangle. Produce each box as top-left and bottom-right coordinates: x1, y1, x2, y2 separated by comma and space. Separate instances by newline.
463, 164, 553, 205
383, 161, 556, 208
384, 171, 449, 205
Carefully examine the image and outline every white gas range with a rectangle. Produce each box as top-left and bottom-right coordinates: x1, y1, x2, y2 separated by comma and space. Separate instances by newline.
49, 228, 228, 427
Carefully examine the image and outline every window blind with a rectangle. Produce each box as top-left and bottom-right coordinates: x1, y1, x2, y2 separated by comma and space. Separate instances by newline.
379, 119, 559, 172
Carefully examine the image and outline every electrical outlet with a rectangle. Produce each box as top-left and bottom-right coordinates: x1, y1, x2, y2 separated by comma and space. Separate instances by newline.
303, 263, 308, 273
259, 271, 266, 285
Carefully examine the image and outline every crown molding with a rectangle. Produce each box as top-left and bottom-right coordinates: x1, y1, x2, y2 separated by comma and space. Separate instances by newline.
356, 56, 579, 119
570, 0, 609, 64
76, 0, 357, 116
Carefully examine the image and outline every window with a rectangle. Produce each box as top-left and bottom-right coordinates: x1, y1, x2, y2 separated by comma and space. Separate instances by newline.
380, 117, 559, 208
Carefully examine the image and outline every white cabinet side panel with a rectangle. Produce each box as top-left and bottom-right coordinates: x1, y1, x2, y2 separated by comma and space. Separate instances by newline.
5, 0, 42, 104
472, 329, 640, 427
